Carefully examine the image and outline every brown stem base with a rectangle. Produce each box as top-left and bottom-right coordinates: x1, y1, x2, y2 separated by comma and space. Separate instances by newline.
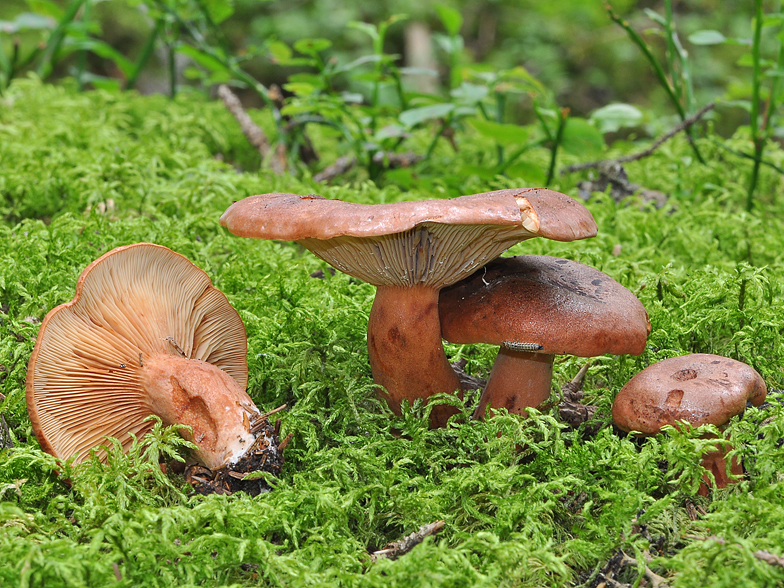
367, 285, 461, 427
474, 349, 554, 418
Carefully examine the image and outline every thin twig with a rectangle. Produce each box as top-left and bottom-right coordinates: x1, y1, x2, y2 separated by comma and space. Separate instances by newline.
684, 535, 784, 570
313, 152, 423, 183
620, 553, 668, 588
370, 521, 445, 562
217, 84, 285, 174
562, 102, 715, 175
313, 155, 356, 182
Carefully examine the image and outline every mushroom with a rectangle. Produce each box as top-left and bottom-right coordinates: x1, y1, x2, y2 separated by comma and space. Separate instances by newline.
220, 189, 597, 426
26, 243, 279, 482
439, 255, 650, 418
612, 354, 767, 494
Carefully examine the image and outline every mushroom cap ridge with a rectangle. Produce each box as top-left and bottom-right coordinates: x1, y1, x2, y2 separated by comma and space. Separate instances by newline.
219, 189, 597, 242
612, 353, 767, 435
439, 255, 650, 357
220, 190, 597, 289
26, 243, 250, 463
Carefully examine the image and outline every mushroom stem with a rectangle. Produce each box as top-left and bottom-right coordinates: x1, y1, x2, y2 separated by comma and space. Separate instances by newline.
367, 285, 461, 427
142, 355, 260, 470
698, 437, 744, 496
474, 349, 554, 418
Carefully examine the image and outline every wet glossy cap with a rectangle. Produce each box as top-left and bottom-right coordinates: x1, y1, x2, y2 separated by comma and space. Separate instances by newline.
439, 255, 650, 356
220, 189, 597, 289
612, 354, 767, 435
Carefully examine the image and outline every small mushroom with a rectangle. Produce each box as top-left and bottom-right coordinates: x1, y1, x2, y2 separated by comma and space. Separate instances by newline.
612, 354, 767, 494
439, 255, 650, 418
220, 189, 597, 426
26, 243, 277, 476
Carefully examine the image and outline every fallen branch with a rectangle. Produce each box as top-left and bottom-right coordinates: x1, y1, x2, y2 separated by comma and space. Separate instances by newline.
588, 549, 669, 588
217, 84, 285, 175
0, 391, 10, 450
685, 535, 784, 570
370, 521, 445, 562
562, 102, 715, 175
314, 152, 423, 183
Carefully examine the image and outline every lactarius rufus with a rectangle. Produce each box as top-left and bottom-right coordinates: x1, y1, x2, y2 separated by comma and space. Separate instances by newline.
26, 243, 284, 493
439, 255, 650, 418
612, 354, 767, 494
220, 189, 597, 426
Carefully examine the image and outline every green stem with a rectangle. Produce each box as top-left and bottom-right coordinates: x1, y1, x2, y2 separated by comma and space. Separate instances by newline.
37, 0, 88, 79
76, 0, 92, 91
126, 18, 163, 91
747, 0, 764, 211
168, 40, 176, 98
425, 118, 450, 160
545, 109, 567, 186
605, 2, 705, 164
495, 91, 506, 167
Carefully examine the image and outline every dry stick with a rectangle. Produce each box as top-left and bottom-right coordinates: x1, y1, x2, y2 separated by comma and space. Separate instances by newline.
370, 521, 445, 562
0, 391, 10, 450
314, 152, 424, 183
562, 102, 716, 175
619, 553, 669, 588
561, 361, 591, 400
685, 535, 784, 570
217, 84, 285, 175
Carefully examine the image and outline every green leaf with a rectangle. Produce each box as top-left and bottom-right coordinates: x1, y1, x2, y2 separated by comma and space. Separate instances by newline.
177, 44, 231, 75
347, 21, 379, 42
688, 30, 727, 46
1, 12, 54, 33
589, 103, 643, 134
451, 82, 488, 104
503, 161, 547, 185
294, 38, 332, 57
399, 103, 454, 127
283, 82, 317, 97
469, 119, 531, 146
560, 117, 605, 156
202, 0, 234, 24
435, 5, 462, 36
63, 38, 136, 78
25, 0, 63, 20
267, 41, 292, 64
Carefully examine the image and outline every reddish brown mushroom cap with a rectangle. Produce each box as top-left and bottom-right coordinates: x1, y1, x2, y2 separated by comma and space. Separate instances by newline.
612, 354, 767, 435
220, 190, 597, 427
439, 255, 650, 356
26, 243, 257, 469
220, 189, 598, 288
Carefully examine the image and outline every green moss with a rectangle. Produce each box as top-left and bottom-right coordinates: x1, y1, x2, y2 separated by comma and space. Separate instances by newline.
2, 79, 784, 586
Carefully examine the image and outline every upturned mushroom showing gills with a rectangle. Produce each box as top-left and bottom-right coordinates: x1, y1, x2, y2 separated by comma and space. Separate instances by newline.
26, 243, 281, 487
612, 354, 767, 494
439, 255, 650, 418
220, 189, 597, 426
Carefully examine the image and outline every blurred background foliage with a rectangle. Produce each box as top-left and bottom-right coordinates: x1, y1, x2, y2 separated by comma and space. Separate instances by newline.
0, 0, 762, 131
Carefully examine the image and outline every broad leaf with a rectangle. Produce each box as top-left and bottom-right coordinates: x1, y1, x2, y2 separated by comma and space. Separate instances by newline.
435, 5, 462, 36
590, 103, 643, 134
688, 30, 726, 45
469, 119, 531, 146
399, 103, 455, 127
560, 117, 605, 156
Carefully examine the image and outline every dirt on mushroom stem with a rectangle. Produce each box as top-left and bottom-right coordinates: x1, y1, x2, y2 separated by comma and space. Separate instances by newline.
185, 415, 286, 496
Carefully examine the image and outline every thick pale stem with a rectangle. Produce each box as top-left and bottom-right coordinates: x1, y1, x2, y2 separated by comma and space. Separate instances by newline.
474, 349, 554, 418
142, 355, 260, 470
367, 285, 461, 427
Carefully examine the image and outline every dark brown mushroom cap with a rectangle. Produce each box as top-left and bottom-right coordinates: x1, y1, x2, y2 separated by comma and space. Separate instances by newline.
26, 243, 250, 463
219, 189, 597, 288
612, 354, 767, 435
439, 255, 650, 357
